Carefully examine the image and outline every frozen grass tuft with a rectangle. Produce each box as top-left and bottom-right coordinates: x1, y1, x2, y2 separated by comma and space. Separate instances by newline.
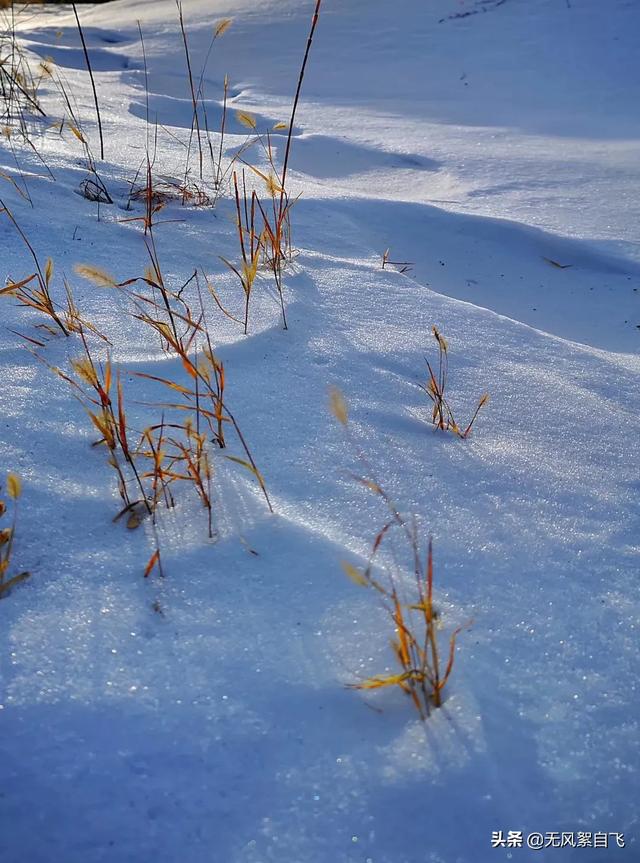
422, 325, 489, 438
330, 387, 470, 719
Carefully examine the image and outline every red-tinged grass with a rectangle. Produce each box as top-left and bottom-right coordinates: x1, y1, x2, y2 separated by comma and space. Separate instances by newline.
121, 160, 171, 235
141, 416, 215, 538
230, 150, 295, 330
143, 548, 160, 578
131, 334, 272, 516
422, 325, 489, 438
173, 418, 214, 537
133, 413, 215, 538
261, 0, 323, 330
330, 387, 470, 719
36, 327, 165, 577
252, 162, 295, 330
75, 253, 273, 516
0, 472, 30, 599
130, 177, 212, 209
344, 525, 466, 719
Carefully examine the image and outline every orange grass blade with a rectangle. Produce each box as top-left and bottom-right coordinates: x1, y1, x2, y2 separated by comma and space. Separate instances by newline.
143, 549, 160, 578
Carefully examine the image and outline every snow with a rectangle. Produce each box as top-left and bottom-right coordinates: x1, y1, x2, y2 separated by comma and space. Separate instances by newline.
1, 0, 639, 860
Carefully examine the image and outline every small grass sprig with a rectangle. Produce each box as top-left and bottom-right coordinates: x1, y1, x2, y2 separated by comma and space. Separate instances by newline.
0, 200, 108, 344
0, 258, 109, 346
227, 0, 323, 330
0, 199, 70, 337
381, 247, 413, 274
37, 329, 165, 578
233, 134, 295, 330
179, 8, 233, 198
268, 0, 323, 329
252, 158, 294, 330
220, 169, 263, 334
169, 417, 214, 537
343, 534, 463, 719
422, 326, 489, 438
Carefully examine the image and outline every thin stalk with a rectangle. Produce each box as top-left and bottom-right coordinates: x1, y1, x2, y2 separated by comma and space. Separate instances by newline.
278, 0, 322, 218
178, 0, 204, 183
215, 75, 228, 193
72, 3, 104, 160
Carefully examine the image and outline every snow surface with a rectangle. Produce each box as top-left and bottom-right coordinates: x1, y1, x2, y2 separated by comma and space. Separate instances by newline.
1, 0, 639, 861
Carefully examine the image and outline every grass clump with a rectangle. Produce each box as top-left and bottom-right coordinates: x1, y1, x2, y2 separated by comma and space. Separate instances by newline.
422, 325, 489, 438
74, 254, 272, 537
330, 387, 469, 719
218, 0, 323, 331
0, 472, 30, 598
220, 169, 263, 334
36, 326, 167, 578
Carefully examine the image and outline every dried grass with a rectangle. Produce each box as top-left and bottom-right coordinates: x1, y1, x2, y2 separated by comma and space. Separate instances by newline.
331, 387, 470, 719
0, 472, 30, 598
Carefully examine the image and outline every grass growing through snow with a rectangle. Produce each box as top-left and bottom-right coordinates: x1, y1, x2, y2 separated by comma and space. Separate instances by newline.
331, 387, 469, 719
75, 247, 273, 515
36, 327, 166, 577
0, 199, 69, 336
0, 199, 109, 345
2, 0, 323, 334
0, 1, 324, 584
220, 169, 263, 334
422, 325, 489, 438
0, 472, 30, 598
220, 0, 323, 330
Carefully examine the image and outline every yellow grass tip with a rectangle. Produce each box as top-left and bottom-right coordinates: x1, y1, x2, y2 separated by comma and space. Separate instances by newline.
214, 18, 232, 38
69, 124, 87, 144
236, 111, 257, 130
341, 561, 367, 586
265, 172, 282, 197
432, 325, 448, 352
6, 473, 21, 500
74, 264, 117, 287
329, 386, 348, 426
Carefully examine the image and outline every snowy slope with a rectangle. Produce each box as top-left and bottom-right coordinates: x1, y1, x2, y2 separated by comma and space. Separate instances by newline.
1, 1, 639, 861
